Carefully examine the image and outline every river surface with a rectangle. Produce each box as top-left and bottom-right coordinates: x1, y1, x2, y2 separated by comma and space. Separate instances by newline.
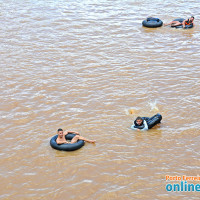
0, 0, 200, 199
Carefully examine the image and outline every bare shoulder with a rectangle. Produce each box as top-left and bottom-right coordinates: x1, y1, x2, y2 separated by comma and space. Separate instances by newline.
64, 130, 69, 135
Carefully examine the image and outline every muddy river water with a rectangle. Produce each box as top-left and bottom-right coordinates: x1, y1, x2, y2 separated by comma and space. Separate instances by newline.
0, 0, 200, 199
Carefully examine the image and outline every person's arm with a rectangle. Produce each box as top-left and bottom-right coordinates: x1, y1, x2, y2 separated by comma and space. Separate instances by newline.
141, 120, 148, 131
131, 124, 141, 131
131, 124, 138, 130
65, 131, 80, 135
182, 19, 186, 28
63, 131, 69, 136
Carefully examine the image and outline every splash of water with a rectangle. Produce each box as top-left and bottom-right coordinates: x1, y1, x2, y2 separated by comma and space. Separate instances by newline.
149, 100, 159, 112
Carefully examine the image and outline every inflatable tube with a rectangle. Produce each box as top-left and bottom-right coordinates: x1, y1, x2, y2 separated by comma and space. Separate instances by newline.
145, 113, 162, 129
50, 133, 85, 151
142, 17, 163, 28
133, 114, 162, 130
171, 18, 193, 29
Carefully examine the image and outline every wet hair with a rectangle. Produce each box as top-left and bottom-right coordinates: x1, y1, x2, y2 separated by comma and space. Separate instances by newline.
57, 128, 63, 132
136, 116, 143, 121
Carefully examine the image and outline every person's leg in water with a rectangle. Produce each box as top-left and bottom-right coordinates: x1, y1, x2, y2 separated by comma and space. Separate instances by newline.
164, 21, 182, 26
71, 135, 96, 144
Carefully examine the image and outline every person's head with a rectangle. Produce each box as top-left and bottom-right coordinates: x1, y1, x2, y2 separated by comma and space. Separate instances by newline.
190, 16, 194, 22
57, 128, 63, 137
135, 117, 143, 125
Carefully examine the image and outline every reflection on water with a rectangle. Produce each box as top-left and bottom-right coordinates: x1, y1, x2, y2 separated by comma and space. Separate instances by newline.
0, 0, 200, 199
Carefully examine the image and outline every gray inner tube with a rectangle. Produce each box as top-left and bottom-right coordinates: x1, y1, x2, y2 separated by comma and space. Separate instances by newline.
50, 133, 85, 151
171, 18, 193, 29
142, 18, 163, 28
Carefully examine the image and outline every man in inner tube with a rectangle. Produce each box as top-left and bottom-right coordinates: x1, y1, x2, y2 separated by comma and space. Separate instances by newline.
131, 117, 148, 131
56, 128, 96, 144
164, 16, 194, 28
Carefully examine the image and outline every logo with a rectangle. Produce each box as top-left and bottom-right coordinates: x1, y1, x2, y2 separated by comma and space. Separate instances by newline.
166, 175, 200, 192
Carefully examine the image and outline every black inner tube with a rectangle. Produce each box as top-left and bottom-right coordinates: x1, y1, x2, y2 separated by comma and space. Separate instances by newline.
146, 113, 162, 129
50, 133, 85, 151
142, 18, 163, 28
133, 114, 162, 129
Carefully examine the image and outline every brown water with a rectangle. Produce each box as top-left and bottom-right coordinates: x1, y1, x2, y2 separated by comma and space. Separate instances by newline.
0, 0, 200, 199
